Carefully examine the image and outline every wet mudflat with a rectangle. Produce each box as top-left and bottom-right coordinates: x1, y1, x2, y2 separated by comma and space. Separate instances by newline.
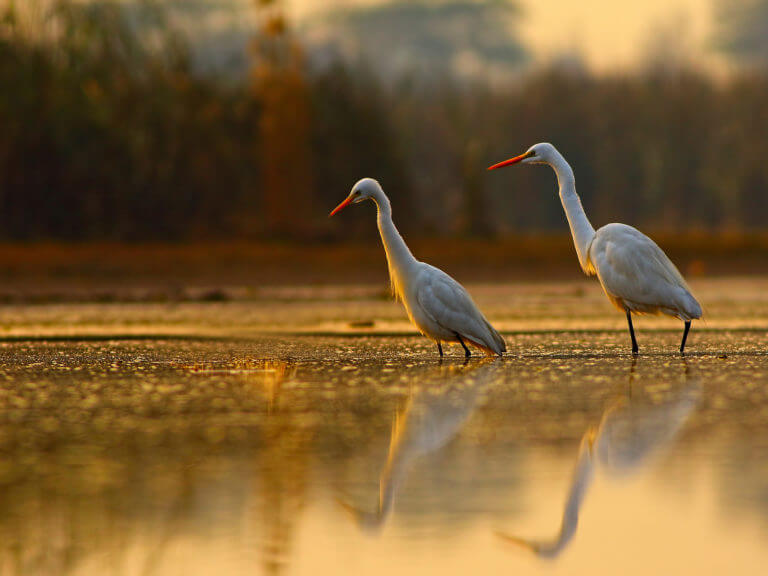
0, 287, 766, 575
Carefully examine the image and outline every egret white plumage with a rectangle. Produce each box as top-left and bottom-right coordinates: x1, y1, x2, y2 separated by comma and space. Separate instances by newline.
488, 143, 702, 354
329, 178, 506, 357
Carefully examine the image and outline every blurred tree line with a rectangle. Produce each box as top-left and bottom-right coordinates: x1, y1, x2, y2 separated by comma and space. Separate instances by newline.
0, 0, 767, 241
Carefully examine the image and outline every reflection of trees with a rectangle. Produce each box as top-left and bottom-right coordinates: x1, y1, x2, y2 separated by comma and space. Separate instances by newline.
0, 357, 303, 576
0, 445, 201, 575
256, 416, 311, 576
498, 376, 700, 559
253, 360, 310, 576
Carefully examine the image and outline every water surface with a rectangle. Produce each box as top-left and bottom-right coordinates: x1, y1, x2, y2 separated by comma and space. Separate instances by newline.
0, 328, 766, 575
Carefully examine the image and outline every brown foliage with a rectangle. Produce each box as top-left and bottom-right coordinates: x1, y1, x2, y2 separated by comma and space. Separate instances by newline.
251, 2, 314, 237
0, 2, 768, 242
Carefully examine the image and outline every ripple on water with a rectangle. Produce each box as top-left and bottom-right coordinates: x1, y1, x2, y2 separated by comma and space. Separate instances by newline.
0, 332, 765, 575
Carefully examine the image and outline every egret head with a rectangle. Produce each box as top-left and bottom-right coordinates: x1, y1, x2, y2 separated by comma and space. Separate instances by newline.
487, 142, 559, 170
329, 178, 382, 216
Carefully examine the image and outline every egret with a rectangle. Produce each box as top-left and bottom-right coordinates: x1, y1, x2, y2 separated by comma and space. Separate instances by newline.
330, 178, 506, 357
488, 143, 702, 354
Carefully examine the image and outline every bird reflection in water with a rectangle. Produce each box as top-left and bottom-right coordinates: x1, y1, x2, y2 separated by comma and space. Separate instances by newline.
498, 363, 700, 559
338, 359, 502, 532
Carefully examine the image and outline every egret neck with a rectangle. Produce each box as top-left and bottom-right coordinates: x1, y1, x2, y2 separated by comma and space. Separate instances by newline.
372, 189, 418, 299
550, 152, 596, 273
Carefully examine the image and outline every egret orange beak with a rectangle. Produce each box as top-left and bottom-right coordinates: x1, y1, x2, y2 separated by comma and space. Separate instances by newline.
487, 150, 535, 170
329, 196, 353, 217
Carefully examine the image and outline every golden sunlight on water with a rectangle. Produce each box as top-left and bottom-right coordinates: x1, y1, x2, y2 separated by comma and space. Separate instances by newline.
0, 326, 767, 575
0, 277, 766, 339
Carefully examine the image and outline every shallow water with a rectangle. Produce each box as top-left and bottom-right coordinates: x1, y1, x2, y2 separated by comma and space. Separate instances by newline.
0, 327, 767, 575
1, 276, 768, 338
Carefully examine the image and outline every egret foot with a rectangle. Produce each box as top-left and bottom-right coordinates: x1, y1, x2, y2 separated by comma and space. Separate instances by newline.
437, 342, 443, 358
680, 321, 691, 354
455, 333, 471, 358
626, 310, 639, 355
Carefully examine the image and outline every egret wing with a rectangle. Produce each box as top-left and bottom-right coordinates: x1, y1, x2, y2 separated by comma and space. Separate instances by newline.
416, 266, 505, 354
591, 224, 701, 319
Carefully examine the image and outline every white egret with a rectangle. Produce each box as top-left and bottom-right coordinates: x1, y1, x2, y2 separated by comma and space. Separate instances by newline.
488, 143, 702, 354
330, 178, 506, 357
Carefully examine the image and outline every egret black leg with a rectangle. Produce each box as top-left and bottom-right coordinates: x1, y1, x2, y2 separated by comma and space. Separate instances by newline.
455, 333, 471, 358
680, 321, 691, 354
626, 310, 639, 355
437, 342, 443, 358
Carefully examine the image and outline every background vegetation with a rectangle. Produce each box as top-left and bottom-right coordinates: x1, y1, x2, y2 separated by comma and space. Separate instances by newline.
0, 0, 767, 242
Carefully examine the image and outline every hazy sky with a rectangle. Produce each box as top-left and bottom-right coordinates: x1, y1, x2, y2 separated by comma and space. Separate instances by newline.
290, 0, 721, 72
19, 0, 729, 75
